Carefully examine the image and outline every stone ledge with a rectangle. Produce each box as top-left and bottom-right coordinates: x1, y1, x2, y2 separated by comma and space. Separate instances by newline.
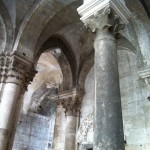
77, 0, 131, 24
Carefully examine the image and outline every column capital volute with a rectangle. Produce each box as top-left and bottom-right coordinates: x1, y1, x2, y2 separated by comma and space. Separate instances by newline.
0, 52, 37, 91
77, 0, 131, 33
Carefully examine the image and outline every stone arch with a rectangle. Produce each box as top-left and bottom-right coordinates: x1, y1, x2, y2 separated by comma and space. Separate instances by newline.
125, 0, 150, 66
23, 51, 63, 114
26, 35, 76, 114
117, 34, 137, 54
0, 1, 14, 52
0, 15, 6, 52
13, 0, 82, 59
51, 50, 73, 91
117, 33, 142, 67
78, 49, 94, 90
35, 36, 77, 90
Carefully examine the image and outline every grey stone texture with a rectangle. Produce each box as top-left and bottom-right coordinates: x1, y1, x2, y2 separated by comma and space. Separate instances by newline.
94, 29, 124, 150
65, 116, 78, 150
12, 113, 55, 150
80, 67, 94, 124
52, 105, 66, 150
78, 39, 150, 150
0, 129, 8, 150
118, 49, 150, 150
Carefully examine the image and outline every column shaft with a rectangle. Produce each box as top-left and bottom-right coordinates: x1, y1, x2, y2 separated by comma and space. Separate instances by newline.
0, 83, 21, 149
94, 29, 124, 150
52, 105, 66, 150
65, 115, 78, 150
0, 52, 35, 150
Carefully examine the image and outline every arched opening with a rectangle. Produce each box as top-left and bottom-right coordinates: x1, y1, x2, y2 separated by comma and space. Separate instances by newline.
35, 36, 77, 88
12, 46, 72, 149
11, 29, 78, 149
28, 50, 62, 115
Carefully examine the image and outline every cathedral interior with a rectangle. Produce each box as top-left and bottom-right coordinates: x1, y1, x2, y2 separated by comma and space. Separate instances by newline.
0, 0, 150, 150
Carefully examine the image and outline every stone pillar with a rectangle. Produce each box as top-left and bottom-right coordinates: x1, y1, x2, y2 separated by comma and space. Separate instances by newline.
52, 103, 66, 150
55, 89, 83, 150
0, 52, 35, 150
78, 1, 131, 150
94, 25, 125, 150
65, 110, 79, 150
63, 100, 80, 150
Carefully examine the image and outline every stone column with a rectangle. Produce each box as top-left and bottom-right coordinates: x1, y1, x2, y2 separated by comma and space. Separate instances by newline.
0, 52, 35, 150
94, 23, 125, 150
63, 100, 80, 150
78, 1, 131, 150
56, 89, 83, 150
65, 109, 79, 150
52, 103, 66, 150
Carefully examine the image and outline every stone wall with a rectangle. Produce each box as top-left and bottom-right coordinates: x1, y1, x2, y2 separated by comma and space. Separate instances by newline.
12, 113, 55, 150
80, 67, 94, 124
78, 67, 94, 149
118, 50, 150, 150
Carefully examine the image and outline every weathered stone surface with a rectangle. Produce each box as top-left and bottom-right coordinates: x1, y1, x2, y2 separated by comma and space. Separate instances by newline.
118, 49, 150, 150
0, 52, 36, 90
77, 0, 131, 149
65, 116, 78, 150
0, 52, 36, 150
80, 67, 94, 124
13, 113, 55, 150
93, 29, 124, 150
0, 129, 9, 150
52, 105, 66, 150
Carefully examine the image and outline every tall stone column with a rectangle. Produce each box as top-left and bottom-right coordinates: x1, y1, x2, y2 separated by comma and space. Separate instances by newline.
64, 106, 79, 150
0, 52, 36, 150
52, 102, 66, 150
78, 1, 131, 150
93, 23, 125, 150
55, 89, 83, 150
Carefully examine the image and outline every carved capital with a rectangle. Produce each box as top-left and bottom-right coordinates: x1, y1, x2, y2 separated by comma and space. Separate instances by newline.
61, 96, 81, 116
0, 52, 36, 90
53, 89, 84, 116
77, 0, 131, 32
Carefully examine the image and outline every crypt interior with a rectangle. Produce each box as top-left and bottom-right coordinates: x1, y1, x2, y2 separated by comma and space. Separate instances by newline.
0, 0, 150, 150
